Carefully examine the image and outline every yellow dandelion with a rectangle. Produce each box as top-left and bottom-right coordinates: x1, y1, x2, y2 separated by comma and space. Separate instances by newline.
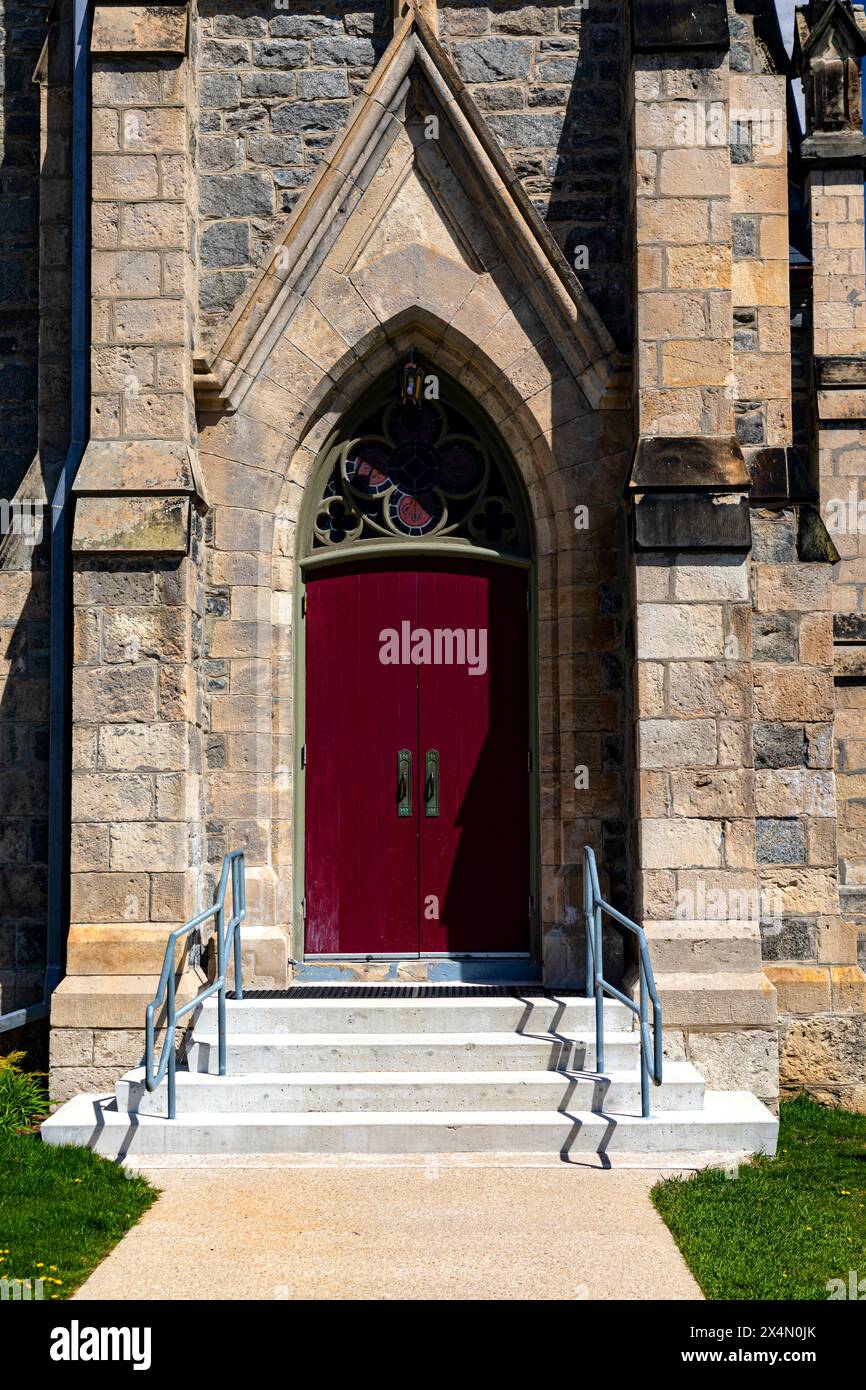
35, 1262, 44, 1268
49, 1265, 57, 1271
841, 1189, 851, 1196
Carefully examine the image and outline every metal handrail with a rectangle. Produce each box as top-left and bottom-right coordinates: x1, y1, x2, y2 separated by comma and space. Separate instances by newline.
145, 850, 246, 1119
583, 845, 662, 1117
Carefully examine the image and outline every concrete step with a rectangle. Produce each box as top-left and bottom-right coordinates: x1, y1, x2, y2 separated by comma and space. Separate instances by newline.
643, 921, 762, 974
117, 1061, 706, 1117
185, 1030, 642, 1074
41, 1089, 778, 1158
195, 995, 635, 1036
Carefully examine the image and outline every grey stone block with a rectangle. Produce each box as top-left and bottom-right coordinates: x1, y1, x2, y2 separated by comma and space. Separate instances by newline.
201, 73, 239, 109
298, 69, 349, 100
272, 102, 351, 134
487, 113, 565, 149
199, 221, 250, 269
756, 818, 806, 864
536, 56, 579, 82
241, 72, 297, 100
754, 723, 806, 769
199, 173, 273, 218
201, 40, 248, 69
750, 511, 796, 563
760, 916, 816, 961
455, 38, 533, 83
251, 40, 308, 69
273, 168, 315, 190
310, 37, 375, 66
270, 15, 340, 38
200, 270, 256, 315
247, 134, 304, 166
197, 137, 242, 173
753, 613, 797, 663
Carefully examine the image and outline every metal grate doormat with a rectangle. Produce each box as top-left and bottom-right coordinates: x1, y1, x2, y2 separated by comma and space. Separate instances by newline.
226, 985, 584, 1000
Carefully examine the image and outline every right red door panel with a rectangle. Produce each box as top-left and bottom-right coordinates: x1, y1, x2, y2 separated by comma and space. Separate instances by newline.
418, 563, 529, 953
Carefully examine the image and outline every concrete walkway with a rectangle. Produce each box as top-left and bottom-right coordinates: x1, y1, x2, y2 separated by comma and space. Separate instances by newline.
74, 1156, 702, 1300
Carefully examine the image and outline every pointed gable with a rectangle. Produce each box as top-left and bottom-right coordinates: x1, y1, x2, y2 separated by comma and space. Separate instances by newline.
193, 9, 625, 417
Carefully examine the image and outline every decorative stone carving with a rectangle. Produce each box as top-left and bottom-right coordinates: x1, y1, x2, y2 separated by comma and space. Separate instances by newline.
794, 0, 866, 163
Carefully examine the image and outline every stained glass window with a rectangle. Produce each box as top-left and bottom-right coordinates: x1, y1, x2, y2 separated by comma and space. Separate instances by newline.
310, 377, 529, 556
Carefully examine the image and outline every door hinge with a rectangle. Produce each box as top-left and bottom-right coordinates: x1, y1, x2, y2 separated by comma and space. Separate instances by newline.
301, 896, 307, 920
527, 750, 532, 772
301, 743, 306, 769
526, 589, 531, 611
528, 895, 534, 919
301, 593, 307, 618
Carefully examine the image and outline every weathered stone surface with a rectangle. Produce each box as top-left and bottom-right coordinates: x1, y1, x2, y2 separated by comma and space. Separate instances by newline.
780, 1015, 866, 1087
91, 6, 188, 56
756, 818, 807, 865
455, 38, 532, 82
670, 770, 754, 818
639, 719, 718, 769
73, 666, 158, 724
752, 667, 834, 722
72, 497, 190, 554
687, 1028, 779, 1100
760, 917, 817, 962
642, 817, 722, 869
637, 603, 724, 659
753, 723, 806, 769
109, 822, 187, 872
71, 872, 150, 923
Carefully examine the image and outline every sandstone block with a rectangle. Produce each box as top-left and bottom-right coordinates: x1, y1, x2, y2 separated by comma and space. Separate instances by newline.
753, 666, 834, 721
637, 603, 724, 659
672, 555, 748, 601
687, 1027, 779, 1100
109, 822, 187, 872
72, 772, 153, 822
639, 718, 717, 769
71, 871, 149, 923
765, 963, 831, 1013
642, 817, 722, 869
670, 769, 754, 818
760, 867, 838, 916
100, 723, 189, 772
73, 665, 158, 723
668, 661, 751, 717
91, 4, 188, 54
830, 964, 866, 1013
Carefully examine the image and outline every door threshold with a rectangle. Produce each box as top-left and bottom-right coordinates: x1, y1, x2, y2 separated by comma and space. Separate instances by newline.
294, 956, 542, 985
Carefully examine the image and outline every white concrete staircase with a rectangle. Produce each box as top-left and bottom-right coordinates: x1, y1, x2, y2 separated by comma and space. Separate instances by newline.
42, 991, 778, 1161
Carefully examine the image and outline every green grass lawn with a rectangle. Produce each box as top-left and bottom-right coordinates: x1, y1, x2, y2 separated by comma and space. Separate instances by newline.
652, 1095, 866, 1300
0, 1130, 158, 1299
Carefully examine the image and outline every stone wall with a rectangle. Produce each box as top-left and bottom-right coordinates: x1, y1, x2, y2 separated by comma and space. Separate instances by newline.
194, 0, 631, 351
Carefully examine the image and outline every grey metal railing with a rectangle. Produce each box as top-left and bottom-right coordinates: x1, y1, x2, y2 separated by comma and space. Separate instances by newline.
145, 850, 246, 1119
583, 845, 662, 1117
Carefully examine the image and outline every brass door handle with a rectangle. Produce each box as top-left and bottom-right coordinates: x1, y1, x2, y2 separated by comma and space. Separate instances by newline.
397, 749, 412, 817
425, 749, 439, 818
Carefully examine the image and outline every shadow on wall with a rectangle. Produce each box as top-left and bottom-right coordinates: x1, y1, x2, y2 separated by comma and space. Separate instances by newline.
0, 0, 71, 1038
439, 0, 633, 350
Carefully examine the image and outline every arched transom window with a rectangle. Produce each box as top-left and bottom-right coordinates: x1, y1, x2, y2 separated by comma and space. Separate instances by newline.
307, 367, 530, 558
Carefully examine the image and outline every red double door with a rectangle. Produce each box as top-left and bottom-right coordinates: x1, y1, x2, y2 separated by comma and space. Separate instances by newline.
304, 558, 529, 955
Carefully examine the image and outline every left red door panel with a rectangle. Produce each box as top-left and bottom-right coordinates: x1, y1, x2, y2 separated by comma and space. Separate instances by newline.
304, 563, 419, 954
